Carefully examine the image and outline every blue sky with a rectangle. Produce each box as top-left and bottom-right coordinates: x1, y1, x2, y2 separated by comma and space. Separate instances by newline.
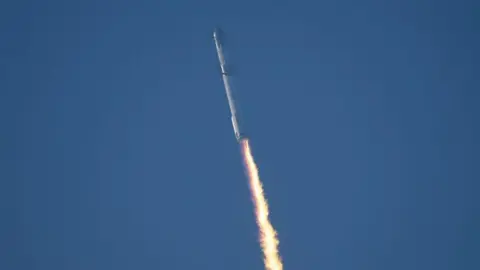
1, 0, 478, 269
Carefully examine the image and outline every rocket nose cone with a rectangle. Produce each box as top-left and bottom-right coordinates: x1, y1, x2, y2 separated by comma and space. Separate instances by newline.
213, 27, 222, 39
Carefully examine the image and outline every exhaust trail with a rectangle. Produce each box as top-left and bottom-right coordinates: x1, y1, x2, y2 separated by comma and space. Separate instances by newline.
240, 139, 283, 270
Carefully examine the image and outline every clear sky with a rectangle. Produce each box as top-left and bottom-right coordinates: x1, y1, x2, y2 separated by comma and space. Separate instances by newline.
1, 0, 478, 269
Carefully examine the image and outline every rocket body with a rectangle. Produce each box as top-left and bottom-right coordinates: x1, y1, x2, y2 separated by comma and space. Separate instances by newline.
213, 29, 245, 142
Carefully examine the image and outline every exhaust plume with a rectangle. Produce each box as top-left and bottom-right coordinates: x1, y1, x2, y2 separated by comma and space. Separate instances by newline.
240, 139, 283, 270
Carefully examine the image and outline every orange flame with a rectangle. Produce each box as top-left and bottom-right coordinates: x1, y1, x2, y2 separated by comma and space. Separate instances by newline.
241, 139, 283, 270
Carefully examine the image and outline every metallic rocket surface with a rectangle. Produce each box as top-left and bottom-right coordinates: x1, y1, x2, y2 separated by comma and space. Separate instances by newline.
213, 28, 245, 142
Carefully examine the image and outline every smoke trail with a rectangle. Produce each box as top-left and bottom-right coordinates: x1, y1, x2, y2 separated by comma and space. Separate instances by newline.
240, 139, 283, 270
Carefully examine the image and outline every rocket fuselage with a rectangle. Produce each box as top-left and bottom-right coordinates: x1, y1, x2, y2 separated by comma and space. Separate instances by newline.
213, 29, 245, 142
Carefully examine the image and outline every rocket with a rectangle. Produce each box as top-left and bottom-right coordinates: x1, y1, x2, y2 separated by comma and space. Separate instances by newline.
213, 28, 246, 142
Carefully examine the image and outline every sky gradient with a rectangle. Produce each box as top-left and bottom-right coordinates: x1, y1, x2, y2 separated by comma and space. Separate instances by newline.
1, 0, 479, 269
